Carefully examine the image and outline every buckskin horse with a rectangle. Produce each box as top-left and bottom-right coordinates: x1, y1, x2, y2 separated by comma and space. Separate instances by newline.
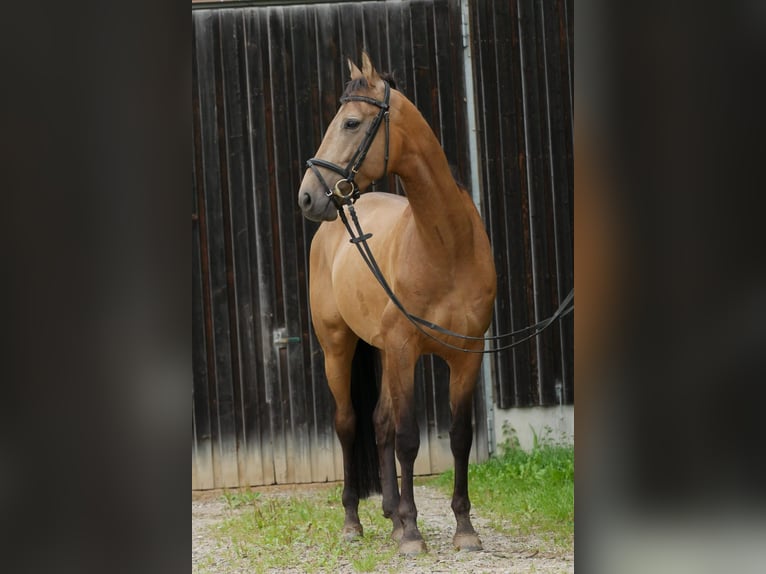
297, 53, 496, 555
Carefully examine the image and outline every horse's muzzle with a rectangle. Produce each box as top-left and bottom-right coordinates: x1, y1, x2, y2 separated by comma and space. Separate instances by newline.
298, 187, 338, 222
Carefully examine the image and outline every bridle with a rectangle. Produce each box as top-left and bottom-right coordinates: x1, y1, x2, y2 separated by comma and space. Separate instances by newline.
306, 80, 391, 206
304, 80, 573, 353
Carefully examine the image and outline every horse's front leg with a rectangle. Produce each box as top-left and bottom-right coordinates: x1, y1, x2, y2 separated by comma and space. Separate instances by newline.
384, 346, 427, 555
447, 353, 484, 551
324, 340, 364, 540
373, 369, 403, 541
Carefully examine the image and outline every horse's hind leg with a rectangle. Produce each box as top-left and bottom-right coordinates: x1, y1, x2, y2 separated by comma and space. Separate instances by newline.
323, 334, 365, 540
447, 353, 484, 551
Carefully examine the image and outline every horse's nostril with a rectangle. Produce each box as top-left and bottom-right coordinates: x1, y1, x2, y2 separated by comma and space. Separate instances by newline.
301, 192, 312, 208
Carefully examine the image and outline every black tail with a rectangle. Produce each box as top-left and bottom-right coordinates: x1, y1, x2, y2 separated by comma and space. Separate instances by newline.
349, 339, 382, 498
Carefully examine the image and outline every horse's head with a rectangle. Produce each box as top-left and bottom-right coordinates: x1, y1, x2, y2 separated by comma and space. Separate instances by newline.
299, 53, 395, 222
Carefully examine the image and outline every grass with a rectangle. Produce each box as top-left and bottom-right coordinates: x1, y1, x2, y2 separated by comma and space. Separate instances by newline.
424, 424, 574, 551
199, 425, 573, 572
209, 485, 401, 573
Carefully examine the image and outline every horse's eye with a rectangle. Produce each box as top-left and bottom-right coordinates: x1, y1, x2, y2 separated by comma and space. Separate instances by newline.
343, 118, 361, 130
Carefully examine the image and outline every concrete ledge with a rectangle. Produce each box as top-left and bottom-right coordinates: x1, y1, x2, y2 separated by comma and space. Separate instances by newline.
492, 405, 574, 453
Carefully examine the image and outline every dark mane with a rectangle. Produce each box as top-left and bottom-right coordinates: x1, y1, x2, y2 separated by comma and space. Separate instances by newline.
450, 165, 471, 195
342, 77, 369, 97
380, 72, 397, 89
342, 72, 398, 98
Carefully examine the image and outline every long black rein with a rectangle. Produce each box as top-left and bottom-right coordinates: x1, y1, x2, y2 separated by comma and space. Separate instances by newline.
338, 203, 573, 354
306, 80, 573, 354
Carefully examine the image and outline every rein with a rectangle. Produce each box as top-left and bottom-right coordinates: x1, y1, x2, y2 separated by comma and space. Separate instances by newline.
306, 81, 573, 354
338, 202, 573, 353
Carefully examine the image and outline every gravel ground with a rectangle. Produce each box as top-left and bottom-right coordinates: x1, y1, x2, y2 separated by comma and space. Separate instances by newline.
193, 483, 573, 573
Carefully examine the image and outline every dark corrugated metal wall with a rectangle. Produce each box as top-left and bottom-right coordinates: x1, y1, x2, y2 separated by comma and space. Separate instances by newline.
471, 0, 574, 409
192, 0, 574, 489
192, 0, 493, 490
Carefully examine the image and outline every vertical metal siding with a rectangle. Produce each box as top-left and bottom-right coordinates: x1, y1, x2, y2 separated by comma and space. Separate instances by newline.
192, 0, 573, 489
470, 0, 574, 409
192, 0, 491, 490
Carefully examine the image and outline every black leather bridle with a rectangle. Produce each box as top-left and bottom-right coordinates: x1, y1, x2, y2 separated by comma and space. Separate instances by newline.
306, 81, 391, 206
304, 80, 573, 353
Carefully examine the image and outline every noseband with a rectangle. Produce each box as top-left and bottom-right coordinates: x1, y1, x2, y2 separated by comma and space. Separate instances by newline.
306, 81, 391, 205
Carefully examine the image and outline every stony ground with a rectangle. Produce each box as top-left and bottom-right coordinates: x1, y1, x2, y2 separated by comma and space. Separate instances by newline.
192, 483, 573, 573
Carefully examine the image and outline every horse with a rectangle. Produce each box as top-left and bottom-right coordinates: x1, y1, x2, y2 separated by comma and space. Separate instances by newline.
297, 53, 497, 555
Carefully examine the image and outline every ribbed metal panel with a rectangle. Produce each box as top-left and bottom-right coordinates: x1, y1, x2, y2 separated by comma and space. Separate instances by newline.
192, 0, 492, 490
192, 0, 574, 489
470, 0, 574, 408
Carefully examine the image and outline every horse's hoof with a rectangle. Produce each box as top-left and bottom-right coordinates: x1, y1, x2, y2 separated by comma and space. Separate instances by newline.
390, 525, 404, 542
342, 524, 363, 541
453, 533, 483, 551
399, 538, 427, 555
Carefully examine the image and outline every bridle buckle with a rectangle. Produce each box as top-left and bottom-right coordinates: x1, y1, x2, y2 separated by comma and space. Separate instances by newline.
332, 178, 356, 201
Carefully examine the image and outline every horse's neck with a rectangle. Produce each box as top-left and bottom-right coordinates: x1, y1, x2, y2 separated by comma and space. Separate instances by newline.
395, 107, 477, 258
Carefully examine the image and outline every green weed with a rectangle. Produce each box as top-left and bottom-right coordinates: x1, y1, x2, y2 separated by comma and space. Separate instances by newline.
425, 424, 573, 551
221, 489, 261, 509
204, 425, 573, 571
211, 484, 398, 573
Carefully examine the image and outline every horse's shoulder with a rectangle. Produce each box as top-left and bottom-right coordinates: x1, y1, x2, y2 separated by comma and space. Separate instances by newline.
360, 191, 408, 206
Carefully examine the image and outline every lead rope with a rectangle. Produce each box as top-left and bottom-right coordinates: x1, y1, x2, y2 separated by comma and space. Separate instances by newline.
337, 201, 573, 354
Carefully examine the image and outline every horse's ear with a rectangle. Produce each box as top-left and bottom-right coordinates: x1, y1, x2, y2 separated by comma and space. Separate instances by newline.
348, 57, 363, 80
361, 52, 381, 84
